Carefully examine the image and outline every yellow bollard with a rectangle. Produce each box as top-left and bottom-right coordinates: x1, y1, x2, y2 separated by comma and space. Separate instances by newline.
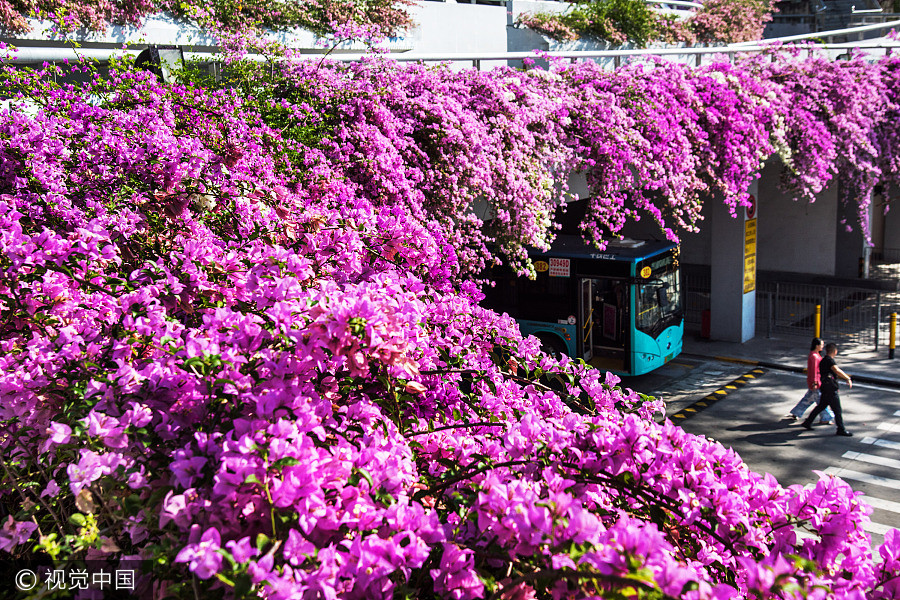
891, 312, 897, 360
814, 304, 821, 339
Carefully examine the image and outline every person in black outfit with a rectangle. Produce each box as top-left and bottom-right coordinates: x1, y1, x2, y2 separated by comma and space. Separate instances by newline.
802, 343, 853, 436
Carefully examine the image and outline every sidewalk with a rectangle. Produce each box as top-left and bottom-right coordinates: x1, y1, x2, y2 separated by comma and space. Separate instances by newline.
683, 333, 900, 388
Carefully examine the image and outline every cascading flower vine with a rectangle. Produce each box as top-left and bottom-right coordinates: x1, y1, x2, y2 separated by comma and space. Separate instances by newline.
1, 43, 900, 600
0, 0, 414, 41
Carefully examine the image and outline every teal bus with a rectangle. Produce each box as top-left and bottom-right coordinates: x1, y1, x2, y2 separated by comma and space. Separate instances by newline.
482, 236, 683, 376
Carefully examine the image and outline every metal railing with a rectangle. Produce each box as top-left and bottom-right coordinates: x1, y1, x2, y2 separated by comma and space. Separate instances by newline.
4, 19, 900, 68
729, 16, 900, 44
318, 37, 900, 70
684, 273, 900, 350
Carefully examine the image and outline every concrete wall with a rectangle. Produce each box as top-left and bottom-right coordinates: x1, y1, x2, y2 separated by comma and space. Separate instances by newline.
834, 189, 868, 278
882, 198, 900, 257
676, 207, 713, 265
570, 160, 848, 280
404, 1, 509, 54
756, 160, 839, 276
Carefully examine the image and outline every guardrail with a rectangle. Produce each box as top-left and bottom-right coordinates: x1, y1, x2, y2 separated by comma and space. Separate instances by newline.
646, 0, 704, 8
684, 271, 900, 351
729, 17, 900, 45
3, 18, 900, 68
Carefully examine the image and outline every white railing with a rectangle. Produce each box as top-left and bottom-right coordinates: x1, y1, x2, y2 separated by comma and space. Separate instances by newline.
4, 19, 900, 68
322, 39, 900, 69
730, 17, 900, 45
648, 0, 704, 8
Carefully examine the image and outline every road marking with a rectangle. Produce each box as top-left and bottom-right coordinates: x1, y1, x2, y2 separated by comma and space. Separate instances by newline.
895, 410, 900, 417
842, 451, 900, 470
860, 437, 900, 450
824, 466, 900, 490
668, 368, 767, 422
863, 521, 893, 535
858, 494, 900, 515
877, 423, 900, 433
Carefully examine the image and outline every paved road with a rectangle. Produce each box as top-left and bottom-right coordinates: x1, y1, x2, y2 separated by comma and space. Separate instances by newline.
627, 363, 900, 549
622, 355, 755, 414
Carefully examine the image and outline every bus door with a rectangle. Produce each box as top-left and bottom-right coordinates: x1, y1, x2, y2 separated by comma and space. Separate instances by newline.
589, 278, 627, 373
579, 278, 593, 361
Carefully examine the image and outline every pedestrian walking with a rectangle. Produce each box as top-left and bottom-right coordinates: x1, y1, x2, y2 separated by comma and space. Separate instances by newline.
786, 337, 835, 424
802, 343, 853, 436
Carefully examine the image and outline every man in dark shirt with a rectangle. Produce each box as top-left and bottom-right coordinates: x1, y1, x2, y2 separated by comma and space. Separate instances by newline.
802, 343, 853, 436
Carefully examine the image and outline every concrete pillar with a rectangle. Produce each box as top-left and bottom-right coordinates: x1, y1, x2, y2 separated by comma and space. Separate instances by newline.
709, 183, 758, 342
834, 189, 872, 279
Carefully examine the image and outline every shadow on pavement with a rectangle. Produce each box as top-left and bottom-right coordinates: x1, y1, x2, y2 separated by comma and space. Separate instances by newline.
726, 418, 796, 433
725, 418, 807, 446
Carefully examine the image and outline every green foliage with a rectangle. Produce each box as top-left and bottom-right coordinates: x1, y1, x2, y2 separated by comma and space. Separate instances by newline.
563, 0, 658, 47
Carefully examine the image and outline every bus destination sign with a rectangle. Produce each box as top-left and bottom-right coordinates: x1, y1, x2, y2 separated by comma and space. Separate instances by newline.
549, 258, 570, 278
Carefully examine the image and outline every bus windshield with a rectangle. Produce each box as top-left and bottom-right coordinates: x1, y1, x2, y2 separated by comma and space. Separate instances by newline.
635, 254, 682, 338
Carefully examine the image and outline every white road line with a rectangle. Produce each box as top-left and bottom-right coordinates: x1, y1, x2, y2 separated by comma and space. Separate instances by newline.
824, 466, 900, 490
863, 521, 893, 535
860, 437, 900, 450
859, 494, 900, 515
842, 451, 900, 470
871, 437, 900, 450
894, 410, 900, 417
877, 423, 900, 433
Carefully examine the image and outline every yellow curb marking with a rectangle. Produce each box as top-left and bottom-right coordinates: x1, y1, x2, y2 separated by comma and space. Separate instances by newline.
669, 367, 768, 423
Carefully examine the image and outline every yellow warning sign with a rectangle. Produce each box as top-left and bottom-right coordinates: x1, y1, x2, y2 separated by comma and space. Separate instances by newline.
744, 218, 757, 294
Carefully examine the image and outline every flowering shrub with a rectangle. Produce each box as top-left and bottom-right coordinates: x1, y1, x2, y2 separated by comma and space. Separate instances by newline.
516, 0, 776, 46
0, 0, 414, 40
690, 0, 777, 44
2, 45, 900, 599
516, 0, 656, 47
515, 12, 579, 42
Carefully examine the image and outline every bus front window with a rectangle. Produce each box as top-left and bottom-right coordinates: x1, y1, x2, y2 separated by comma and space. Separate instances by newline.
635, 257, 682, 338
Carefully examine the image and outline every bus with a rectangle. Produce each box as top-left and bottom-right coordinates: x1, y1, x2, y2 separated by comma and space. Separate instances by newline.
482, 236, 683, 376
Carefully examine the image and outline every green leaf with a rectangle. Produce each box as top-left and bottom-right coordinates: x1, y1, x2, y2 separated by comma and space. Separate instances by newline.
357, 468, 375, 489
271, 457, 301, 469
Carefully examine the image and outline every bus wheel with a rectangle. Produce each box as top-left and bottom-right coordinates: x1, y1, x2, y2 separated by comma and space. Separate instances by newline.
537, 334, 568, 360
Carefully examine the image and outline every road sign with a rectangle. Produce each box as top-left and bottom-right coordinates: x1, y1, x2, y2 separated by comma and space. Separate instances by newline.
745, 194, 757, 220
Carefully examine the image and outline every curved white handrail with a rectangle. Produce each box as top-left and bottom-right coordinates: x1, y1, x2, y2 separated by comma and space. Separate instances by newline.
728, 17, 900, 46
4, 37, 900, 65
646, 0, 704, 9
3, 17, 900, 65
